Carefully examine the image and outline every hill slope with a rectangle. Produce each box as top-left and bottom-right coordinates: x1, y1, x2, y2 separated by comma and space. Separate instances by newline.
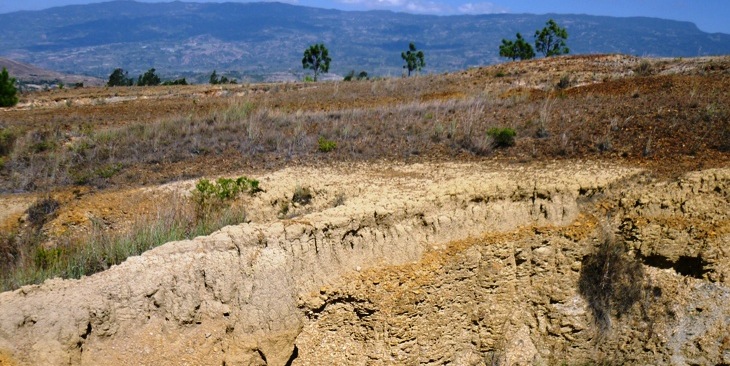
0, 1, 729, 78
0, 57, 104, 87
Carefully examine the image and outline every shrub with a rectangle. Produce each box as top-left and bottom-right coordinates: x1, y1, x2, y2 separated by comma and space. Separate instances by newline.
578, 237, 645, 332
192, 176, 261, 220
487, 127, 516, 148
556, 74, 571, 90
26, 197, 60, 228
634, 60, 653, 76
0, 127, 17, 156
344, 70, 369, 81
292, 185, 312, 205
317, 137, 337, 152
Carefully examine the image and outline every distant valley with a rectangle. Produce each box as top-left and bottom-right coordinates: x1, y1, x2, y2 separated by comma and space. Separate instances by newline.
1, 0, 729, 81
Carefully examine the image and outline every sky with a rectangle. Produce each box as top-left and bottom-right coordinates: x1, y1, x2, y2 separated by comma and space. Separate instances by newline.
1, 0, 728, 34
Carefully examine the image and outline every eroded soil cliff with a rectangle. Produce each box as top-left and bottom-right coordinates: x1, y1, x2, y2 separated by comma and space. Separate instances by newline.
0, 161, 728, 365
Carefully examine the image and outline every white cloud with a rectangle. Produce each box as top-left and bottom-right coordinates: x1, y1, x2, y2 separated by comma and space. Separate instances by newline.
457, 2, 507, 14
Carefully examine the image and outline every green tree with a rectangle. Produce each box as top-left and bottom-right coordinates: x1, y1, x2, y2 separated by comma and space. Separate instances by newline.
499, 33, 535, 61
0, 68, 19, 107
302, 43, 331, 82
107, 68, 133, 87
401, 42, 425, 77
209, 70, 219, 85
534, 19, 569, 57
137, 68, 161, 86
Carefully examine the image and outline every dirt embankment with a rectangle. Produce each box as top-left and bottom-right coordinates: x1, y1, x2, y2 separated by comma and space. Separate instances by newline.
0, 161, 728, 365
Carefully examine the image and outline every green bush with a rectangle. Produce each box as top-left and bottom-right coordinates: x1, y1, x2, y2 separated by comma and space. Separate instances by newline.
487, 127, 517, 148
317, 137, 337, 152
192, 176, 261, 220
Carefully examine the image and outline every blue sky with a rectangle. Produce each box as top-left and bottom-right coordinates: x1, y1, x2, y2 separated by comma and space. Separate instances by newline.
1, 0, 728, 34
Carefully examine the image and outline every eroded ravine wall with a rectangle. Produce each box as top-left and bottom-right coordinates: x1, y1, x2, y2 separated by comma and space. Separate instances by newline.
0, 163, 728, 365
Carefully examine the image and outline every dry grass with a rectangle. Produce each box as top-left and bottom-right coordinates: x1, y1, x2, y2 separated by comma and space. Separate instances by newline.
0, 192, 248, 292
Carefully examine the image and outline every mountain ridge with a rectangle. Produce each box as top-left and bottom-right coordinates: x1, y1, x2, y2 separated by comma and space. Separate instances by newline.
1, 1, 729, 80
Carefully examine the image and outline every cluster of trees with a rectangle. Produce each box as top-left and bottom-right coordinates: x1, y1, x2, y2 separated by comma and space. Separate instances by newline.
0, 68, 18, 107
500, 19, 569, 61
107, 67, 187, 87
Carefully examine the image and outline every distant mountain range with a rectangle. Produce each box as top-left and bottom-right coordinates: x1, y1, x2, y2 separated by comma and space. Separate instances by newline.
1, 1, 729, 81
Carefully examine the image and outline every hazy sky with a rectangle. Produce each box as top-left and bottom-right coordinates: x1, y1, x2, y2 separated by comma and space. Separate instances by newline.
1, 0, 728, 34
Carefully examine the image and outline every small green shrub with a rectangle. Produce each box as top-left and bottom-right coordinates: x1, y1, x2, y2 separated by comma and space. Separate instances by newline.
487, 127, 517, 148
192, 176, 261, 220
317, 137, 337, 152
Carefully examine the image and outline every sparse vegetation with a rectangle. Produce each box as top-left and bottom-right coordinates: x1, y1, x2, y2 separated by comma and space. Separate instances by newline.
634, 60, 653, 76
0, 67, 19, 107
578, 236, 646, 332
0, 188, 255, 292
401, 42, 425, 77
302, 43, 331, 82
0, 56, 728, 295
